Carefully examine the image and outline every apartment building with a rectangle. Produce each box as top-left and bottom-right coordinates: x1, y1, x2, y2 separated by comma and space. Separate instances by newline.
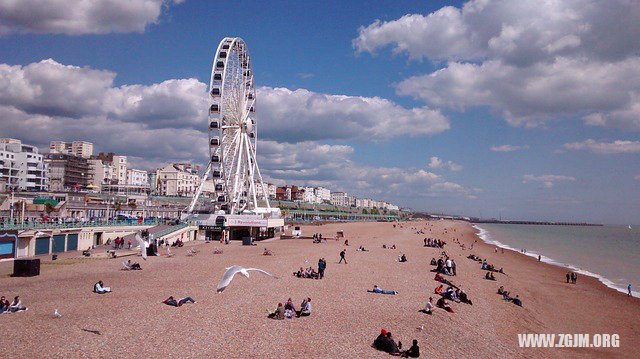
330, 192, 349, 207
0, 138, 48, 191
50, 141, 93, 158
314, 186, 331, 203
45, 153, 92, 191
156, 163, 200, 196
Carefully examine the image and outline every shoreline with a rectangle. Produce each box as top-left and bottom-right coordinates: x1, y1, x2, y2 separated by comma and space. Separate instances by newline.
472, 224, 639, 297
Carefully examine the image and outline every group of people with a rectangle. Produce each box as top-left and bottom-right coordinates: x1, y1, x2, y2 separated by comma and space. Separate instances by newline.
398, 254, 408, 262
382, 244, 397, 249
1, 295, 28, 313
372, 329, 419, 357
497, 286, 522, 306
565, 272, 578, 284
431, 256, 457, 276
312, 233, 325, 244
424, 237, 445, 248
111, 236, 130, 250
268, 297, 312, 319
122, 259, 142, 270
294, 266, 319, 279
162, 296, 196, 307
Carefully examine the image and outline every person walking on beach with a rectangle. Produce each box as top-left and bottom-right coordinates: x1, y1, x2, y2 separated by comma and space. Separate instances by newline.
339, 250, 347, 264
451, 259, 457, 276
566, 272, 571, 283
628, 284, 632, 297
571, 272, 577, 284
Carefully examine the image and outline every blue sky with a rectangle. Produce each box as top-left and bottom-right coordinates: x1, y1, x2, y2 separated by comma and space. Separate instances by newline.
1, 0, 639, 224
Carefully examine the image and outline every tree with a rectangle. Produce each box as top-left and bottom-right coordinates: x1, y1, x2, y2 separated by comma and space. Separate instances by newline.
44, 202, 56, 216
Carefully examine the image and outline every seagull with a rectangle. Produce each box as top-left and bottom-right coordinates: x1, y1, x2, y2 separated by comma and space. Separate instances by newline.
416, 325, 424, 331
216, 265, 278, 293
54, 309, 62, 318
135, 233, 147, 260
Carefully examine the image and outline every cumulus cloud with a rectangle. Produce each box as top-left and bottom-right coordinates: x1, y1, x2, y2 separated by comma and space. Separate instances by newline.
428, 156, 463, 171
0, 0, 183, 35
354, 0, 640, 64
563, 139, 640, 154
522, 174, 576, 188
256, 141, 479, 201
490, 144, 529, 152
0, 59, 468, 207
354, 0, 640, 130
258, 87, 449, 142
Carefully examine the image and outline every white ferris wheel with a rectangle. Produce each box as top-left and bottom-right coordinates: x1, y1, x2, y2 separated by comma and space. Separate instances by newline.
187, 37, 273, 216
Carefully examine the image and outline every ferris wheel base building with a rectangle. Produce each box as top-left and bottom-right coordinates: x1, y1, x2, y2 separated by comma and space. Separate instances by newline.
191, 214, 285, 242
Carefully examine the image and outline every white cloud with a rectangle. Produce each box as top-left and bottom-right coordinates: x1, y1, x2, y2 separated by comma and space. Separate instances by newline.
354, 0, 640, 130
256, 141, 479, 202
0, 0, 183, 35
354, 0, 640, 64
258, 87, 449, 142
490, 144, 529, 152
522, 174, 576, 188
563, 139, 640, 154
428, 156, 463, 171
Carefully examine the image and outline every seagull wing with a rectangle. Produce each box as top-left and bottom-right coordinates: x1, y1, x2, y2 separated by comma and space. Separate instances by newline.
135, 233, 147, 260
246, 267, 278, 279
216, 265, 243, 293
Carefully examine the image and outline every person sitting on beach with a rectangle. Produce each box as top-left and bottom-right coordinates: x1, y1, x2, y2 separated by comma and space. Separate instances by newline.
434, 285, 444, 295
162, 296, 196, 307
481, 260, 488, 270
458, 289, 472, 305
8, 296, 27, 312
512, 295, 523, 307
263, 248, 273, 256
485, 272, 496, 280
130, 260, 141, 270
268, 303, 285, 320
390, 244, 396, 249
497, 286, 505, 295
399, 254, 407, 262
368, 285, 397, 295
502, 291, 512, 301
344, 239, 349, 246
401, 339, 420, 358
436, 297, 454, 313
0, 296, 10, 312
213, 247, 223, 254
421, 297, 434, 314
430, 258, 437, 265
373, 329, 392, 352
385, 332, 401, 354
296, 297, 312, 317
294, 267, 304, 278
285, 298, 297, 313
93, 281, 112, 294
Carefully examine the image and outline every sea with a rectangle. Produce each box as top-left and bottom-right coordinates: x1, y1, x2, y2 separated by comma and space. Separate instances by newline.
473, 223, 640, 297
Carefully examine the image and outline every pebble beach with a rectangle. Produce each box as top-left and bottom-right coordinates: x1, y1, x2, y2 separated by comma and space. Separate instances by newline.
1, 220, 638, 358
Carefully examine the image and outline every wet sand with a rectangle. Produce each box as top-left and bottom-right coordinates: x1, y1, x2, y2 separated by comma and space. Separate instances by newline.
0, 220, 638, 358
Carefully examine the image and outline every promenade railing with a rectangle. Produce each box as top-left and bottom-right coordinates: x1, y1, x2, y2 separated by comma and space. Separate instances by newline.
0, 219, 160, 231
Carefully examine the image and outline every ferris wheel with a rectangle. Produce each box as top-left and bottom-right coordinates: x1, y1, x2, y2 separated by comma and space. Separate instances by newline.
187, 37, 272, 215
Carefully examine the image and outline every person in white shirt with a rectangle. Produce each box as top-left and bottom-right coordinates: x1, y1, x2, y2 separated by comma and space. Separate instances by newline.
93, 281, 112, 294
422, 297, 434, 314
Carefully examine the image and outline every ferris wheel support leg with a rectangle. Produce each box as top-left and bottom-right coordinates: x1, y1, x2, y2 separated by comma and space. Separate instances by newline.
230, 132, 245, 214
187, 162, 213, 214
243, 135, 259, 209
253, 151, 271, 210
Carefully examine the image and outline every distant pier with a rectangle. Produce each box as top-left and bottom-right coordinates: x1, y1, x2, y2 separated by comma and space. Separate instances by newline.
469, 219, 603, 226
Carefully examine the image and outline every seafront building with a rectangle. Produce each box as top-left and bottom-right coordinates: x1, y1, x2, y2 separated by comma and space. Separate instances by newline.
0, 138, 48, 192
45, 153, 93, 191
156, 163, 200, 196
49, 141, 94, 158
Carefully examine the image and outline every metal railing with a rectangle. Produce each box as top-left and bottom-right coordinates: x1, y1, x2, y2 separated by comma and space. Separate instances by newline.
153, 222, 194, 239
0, 219, 160, 231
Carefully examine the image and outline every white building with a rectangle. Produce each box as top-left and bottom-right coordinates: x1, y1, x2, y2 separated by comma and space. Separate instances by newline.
127, 169, 148, 187
255, 181, 277, 200
50, 141, 93, 158
330, 192, 348, 207
314, 186, 331, 203
88, 159, 114, 190
301, 187, 316, 203
0, 138, 48, 191
156, 163, 201, 196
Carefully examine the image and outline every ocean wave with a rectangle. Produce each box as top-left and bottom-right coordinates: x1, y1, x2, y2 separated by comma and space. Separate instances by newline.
472, 224, 638, 297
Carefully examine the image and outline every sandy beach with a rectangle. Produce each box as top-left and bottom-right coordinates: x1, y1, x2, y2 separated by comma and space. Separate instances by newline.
0, 220, 638, 358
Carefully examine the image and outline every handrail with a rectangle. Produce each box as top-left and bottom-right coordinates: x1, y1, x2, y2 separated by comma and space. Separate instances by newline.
0, 219, 160, 231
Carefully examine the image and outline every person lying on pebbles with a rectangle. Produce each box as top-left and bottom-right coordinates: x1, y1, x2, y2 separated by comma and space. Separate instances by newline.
368, 285, 398, 295
162, 296, 196, 307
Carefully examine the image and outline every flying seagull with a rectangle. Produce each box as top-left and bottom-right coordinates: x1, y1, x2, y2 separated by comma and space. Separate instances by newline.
216, 265, 278, 293
135, 232, 147, 260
